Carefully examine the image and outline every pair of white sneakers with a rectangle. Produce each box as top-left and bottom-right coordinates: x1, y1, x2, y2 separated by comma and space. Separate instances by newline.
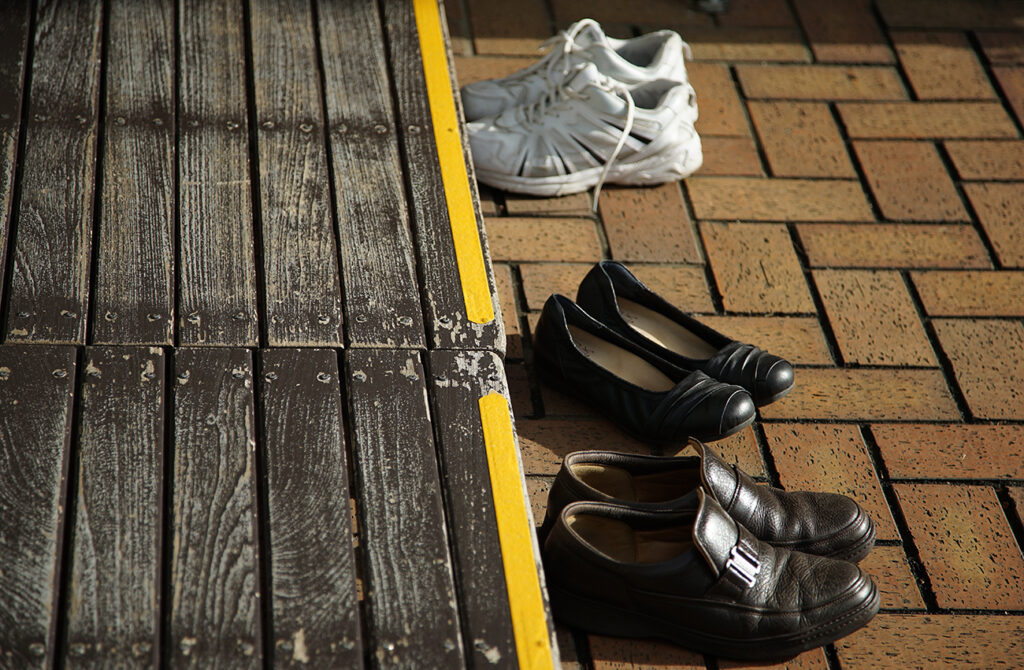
462, 19, 702, 208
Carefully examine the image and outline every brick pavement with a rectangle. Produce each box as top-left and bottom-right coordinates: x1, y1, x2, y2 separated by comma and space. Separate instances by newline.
451, 1, 1024, 667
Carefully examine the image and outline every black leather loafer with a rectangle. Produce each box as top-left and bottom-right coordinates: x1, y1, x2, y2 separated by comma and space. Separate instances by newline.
540, 440, 875, 562
576, 261, 795, 406
542, 493, 880, 660
533, 295, 755, 444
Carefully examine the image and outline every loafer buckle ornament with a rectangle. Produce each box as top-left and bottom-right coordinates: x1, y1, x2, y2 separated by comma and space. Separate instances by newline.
725, 543, 761, 588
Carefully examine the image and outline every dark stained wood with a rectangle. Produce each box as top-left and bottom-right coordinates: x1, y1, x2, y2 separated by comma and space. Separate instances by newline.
4, 0, 103, 344
170, 348, 261, 667
257, 349, 362, 669
382, 0, 505, 354
0, 2, 31, 311
64, 347, 165, 668
250, 0, 343, 347
427, 350, 518, 668
316, 1, 425, 349
178, 0, 258, 346
92, 0, 176, 345
0, 345, 77, 669
344, 348, 464, 668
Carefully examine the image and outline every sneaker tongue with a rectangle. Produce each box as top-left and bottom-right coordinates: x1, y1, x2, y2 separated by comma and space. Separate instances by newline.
568, 20, 607, 49
692, 489, 740, 576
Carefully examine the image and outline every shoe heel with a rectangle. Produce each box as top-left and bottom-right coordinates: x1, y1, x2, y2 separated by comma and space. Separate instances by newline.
547, 585, 652, 639
615, 132, 703, 185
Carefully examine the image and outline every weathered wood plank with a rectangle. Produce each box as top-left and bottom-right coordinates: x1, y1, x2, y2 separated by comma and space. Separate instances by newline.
91, 0, 175, 345
0, 2, 31, 311
170, 348, 260, 668
178, 0, 258, 346
64, 346, 164, 668
382, 0, 505, 353
345, 348, 463, 668
250, 0, 343, 347
427, 350, 518, 668
257, 349, 362, 669
316, 1, 425, 349
4, 0, 103, 344
0, 345, 77, 669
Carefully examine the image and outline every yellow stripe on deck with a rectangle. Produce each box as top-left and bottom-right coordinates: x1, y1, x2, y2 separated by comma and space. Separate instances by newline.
413, 0, 495, 324
478, 393, 555, 670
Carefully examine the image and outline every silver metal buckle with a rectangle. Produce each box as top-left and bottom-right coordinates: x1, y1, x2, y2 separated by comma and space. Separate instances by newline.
725, 543, 761, 588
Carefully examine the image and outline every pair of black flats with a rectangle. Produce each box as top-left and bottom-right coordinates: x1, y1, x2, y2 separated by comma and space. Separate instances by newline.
539, 442, 880, 660
534, 261, 795, 443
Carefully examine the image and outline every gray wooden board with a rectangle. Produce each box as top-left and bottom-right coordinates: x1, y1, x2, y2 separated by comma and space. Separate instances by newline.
344, 348, 464, 668
316, 0, 425, 349
170, 348, 261, 668
250, 0, 343, 347
0, 2, 31, 312
426, 350, 518, 668
381, 0, 505, 354
0, 345, 77, 669
257, 349, 362, 669
92, 0, 176, 345
65, 346, 165, 668
4, 0, 103, 344
178, 0, 258, 346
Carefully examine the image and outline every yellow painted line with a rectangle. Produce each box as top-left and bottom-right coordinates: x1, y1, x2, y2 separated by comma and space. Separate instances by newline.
478, 393, 555, 670
413, 0, 495, 324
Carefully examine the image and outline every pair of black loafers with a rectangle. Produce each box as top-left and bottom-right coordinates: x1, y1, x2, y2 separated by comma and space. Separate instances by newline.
539, 442, 880, 660
533, 261, 794, 443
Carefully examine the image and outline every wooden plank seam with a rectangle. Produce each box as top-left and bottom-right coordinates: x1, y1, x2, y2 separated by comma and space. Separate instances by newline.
412, 0, 495, 325
478, 392, 554, 670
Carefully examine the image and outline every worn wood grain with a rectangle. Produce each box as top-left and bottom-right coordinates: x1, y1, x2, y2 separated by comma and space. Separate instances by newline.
170, 348, 261, 668
92, 0, 175, 345
250, 0, 343, 347
0, 2, 31, 312
0, 345, 77, 669
344, 348, 463, 668
257, 349, 362, 669
4, 0, 102, 344
427, 350, 518, 668
178, 0, 257, 346
382, 0, 505, 353
64, 347, 164, 668
316, 1, 425, 349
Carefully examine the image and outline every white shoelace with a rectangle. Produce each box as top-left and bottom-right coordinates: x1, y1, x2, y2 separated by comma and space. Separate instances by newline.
518, 70, 636, 212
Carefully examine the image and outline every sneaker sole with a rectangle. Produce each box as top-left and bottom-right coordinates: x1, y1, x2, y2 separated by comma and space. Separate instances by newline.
475, 131, 703, 197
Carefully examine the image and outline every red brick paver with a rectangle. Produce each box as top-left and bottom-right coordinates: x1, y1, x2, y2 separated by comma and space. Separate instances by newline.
737, 64, 907, 100
945, 140, 1024, 180
895, 484, 1024, 610
892, 31, 995, 100
839, 102, 1018, 139
792, 0, 893, 64
797, 223, 991, 269
838, 614, 1024, 666
599, 184, 701, 263
687, 177, 873, 221
748, 101, 855, 178
933, 318, 1024, 420
700, 222, 814, 313
963, 182, 1024, 268
859, 546, 927, 609
912, 270, 1024, 316
814, 269, 936, 366
873, 424, 1024, 480
854, 141, 968, 221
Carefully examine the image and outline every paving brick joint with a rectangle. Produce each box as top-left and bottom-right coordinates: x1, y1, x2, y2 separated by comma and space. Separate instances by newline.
454, 0, 1024, 666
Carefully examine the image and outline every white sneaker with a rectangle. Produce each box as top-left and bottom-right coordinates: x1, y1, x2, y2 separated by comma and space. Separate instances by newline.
467, 64, 702, 205
461, 19, 691, 122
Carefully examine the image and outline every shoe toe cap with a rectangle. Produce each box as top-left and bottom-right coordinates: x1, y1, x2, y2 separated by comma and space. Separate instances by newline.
755, 358, 794, 406
716, 389, 755, 439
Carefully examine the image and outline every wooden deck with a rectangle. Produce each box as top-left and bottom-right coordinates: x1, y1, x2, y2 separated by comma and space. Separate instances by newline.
0, 1, 557, 668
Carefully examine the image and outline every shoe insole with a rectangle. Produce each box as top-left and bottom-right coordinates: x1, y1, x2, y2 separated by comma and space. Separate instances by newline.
568, 514, 693, 563
618, 297, 718, 360
567, 324, 674, 392
574, 463, 701, 503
